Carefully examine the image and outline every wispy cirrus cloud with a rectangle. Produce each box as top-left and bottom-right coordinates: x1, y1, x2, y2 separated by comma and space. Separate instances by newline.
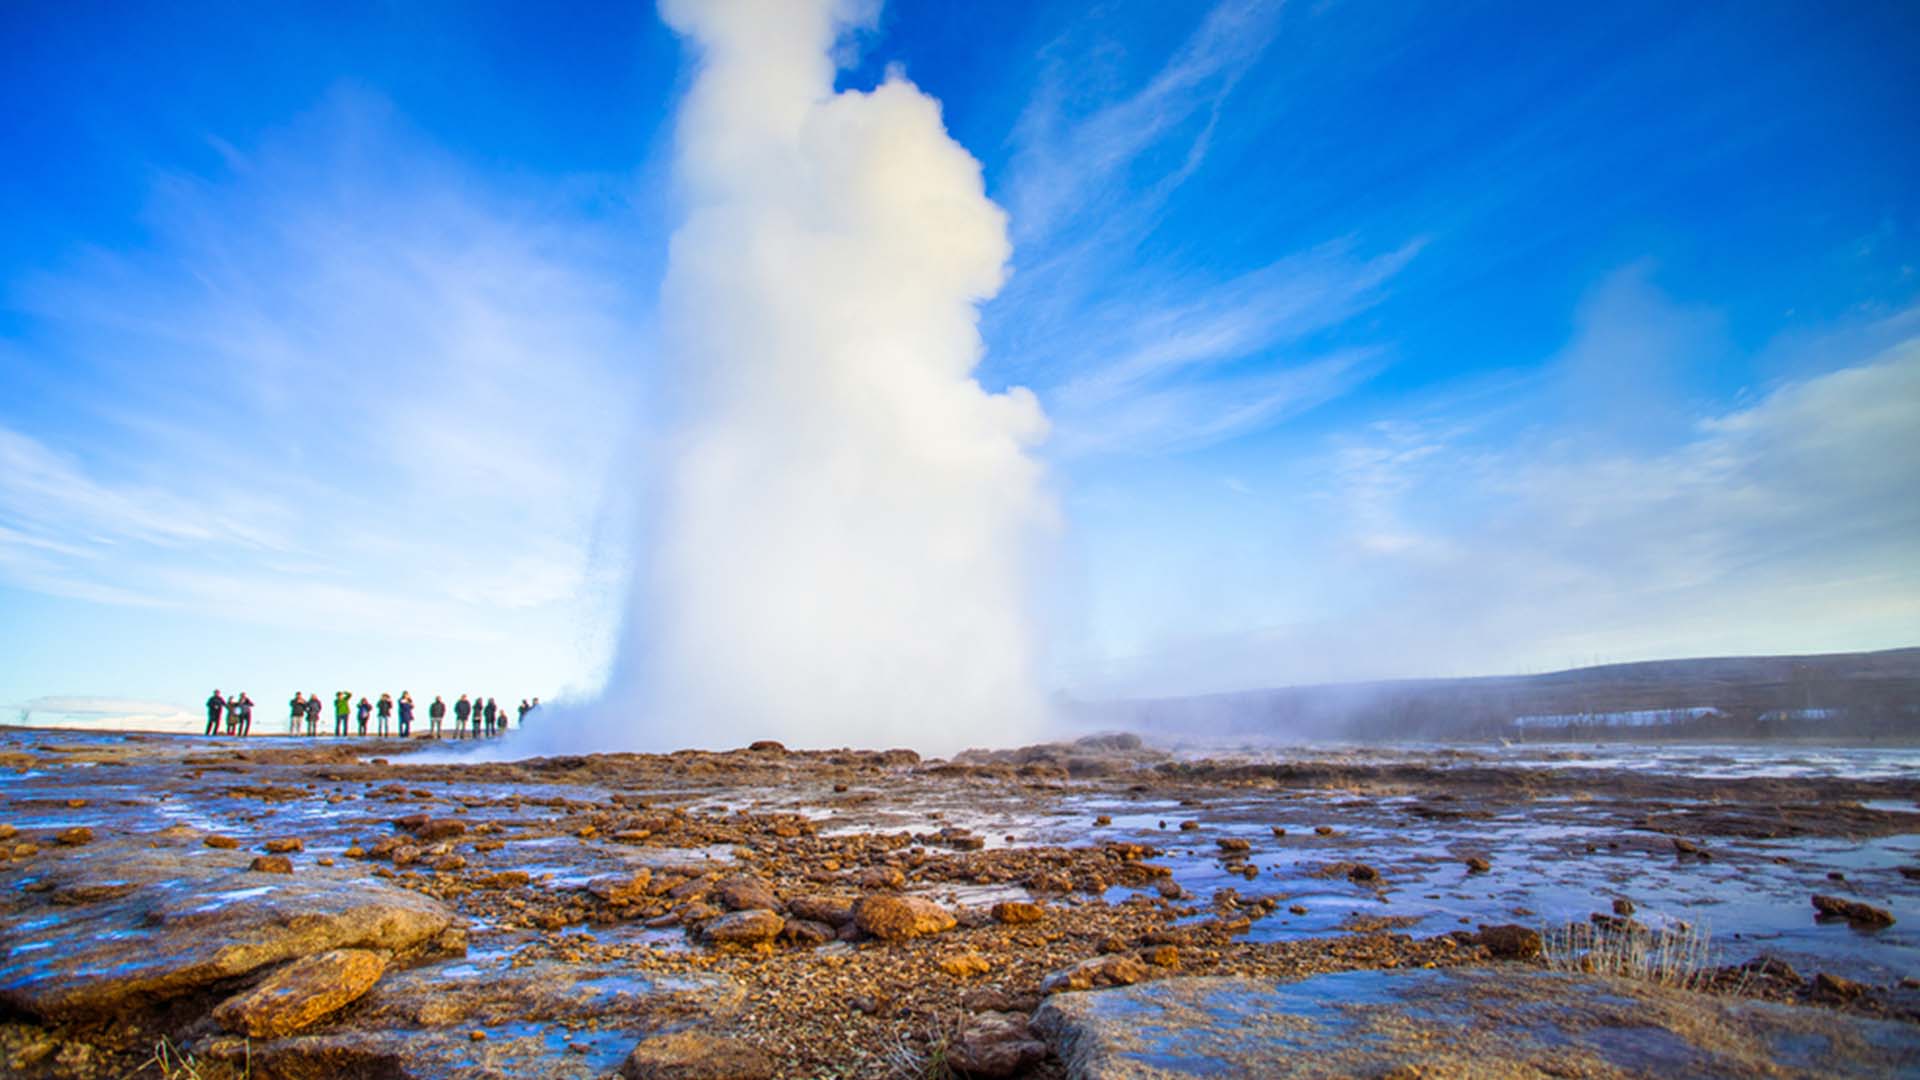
985, 0, 1421, 457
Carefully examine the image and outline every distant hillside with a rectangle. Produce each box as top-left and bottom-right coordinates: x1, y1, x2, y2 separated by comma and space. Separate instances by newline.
1078, 647, 1920, 742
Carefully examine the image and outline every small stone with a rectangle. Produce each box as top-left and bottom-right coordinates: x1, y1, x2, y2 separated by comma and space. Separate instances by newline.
1041, 953, 1149, 994
1271, 826, 1287, 838
939, 952, 992, 978
263, 837, 303, 853
620, 1031, 773, 1080
857, 865, 906, 890
54, 827, 93, 847
1179, 820, 1200, 831
1465, 857, 1491, 874
991, 900, 1046, 925
1314, 825, 1336, 836
469, 1030, 487, 1042
854, 895, 956, 941
1288, 904, 1309, 916
948, 1012, 1046, 1078
1094, 815, 1112, 826
588, 870, 655, 906
1145, 945, 1181, 968
1612, 897, 1635, 916
1815, 972, 1868, 1001
1812, 894, 1894, 928
787, 894, 857, 926
1476, 924, 1543, 960
204, 835, 241, 849
1347, 863, 1380, 883
1217, 837, 1250, 853
250, 855, 293, 874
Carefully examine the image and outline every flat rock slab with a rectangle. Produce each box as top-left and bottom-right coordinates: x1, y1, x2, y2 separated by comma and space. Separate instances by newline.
0, 842, 462, 1020
1033, 968, 1920, 1079
197, 959, 746, 1080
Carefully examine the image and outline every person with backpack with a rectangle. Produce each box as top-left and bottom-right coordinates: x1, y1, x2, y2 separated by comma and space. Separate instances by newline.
397, 692, 414, 737
305, 693, 321, 736
429, 696, 446, 738
356, 696, 372, 736
377, 692, 394, 737
454, 694, 472, 738
205, 690, 226, 736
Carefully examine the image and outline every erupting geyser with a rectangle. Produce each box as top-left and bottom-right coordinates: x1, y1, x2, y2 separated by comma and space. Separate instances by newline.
591, 0, 1054, 753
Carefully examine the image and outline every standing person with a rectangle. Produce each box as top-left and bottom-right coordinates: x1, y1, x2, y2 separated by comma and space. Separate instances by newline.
454, 694, 471, 738
305, 693, 321, 736
517, 699, 531, 726
377, 692, 394, 737
289, 692, 306, 736
237, 693, 254, 736
398, 692, 414, 738
356, 696, 372, 736
205, 690, 225, 736
428, 696, 446, 738
483, 697, 498, 737
334, 691, 350, 736
225, 693, 242, 735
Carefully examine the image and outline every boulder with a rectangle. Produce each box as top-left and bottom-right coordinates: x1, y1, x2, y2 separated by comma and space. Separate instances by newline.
0, 844, 463, 1021
702, 909, 784, 947
211, 948, 389, 1037
588, 870, 655, 906
620, 1031, 773, 1080
250, 855, 293, 874
714, 876, 780, 912
1032, 968, 1920, 1079
853, 895, 955, 941
788, 894, 857, 926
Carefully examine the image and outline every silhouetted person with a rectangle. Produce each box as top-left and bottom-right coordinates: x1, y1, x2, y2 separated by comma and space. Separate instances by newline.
398, 692, 414, 737
518, 699, 531, 725
237, 693, 253, 736
305, 693, 321, 736
289, 692, 306, 736
205, 690, 225, 736
334, 691, 351, 736
454, 694, 471, 738
483, 698, 498, 737
377, 692, 394, 737
429, 695, 446, 738
356, 696, 372, 736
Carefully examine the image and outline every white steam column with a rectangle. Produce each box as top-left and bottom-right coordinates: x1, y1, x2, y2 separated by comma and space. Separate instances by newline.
606, 0, 1053, 752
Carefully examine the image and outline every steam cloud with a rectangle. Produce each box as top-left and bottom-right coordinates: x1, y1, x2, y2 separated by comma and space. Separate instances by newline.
571, 0, 1053, 754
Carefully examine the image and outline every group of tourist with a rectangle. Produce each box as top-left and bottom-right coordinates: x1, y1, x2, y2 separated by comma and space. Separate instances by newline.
203, 690, 539, 738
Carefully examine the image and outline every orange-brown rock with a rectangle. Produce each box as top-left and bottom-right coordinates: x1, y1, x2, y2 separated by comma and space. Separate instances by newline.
853, 895, 955, 941
211, 948, 389, 1037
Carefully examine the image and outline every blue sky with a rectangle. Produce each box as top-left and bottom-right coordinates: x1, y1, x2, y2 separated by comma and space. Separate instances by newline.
2, 0, 1917, 725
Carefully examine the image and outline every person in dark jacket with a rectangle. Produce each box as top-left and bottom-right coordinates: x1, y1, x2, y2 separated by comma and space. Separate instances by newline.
397, 692, 414, 737
305, 693, 321, 736
454, 694, 472, 738
356, 696, 372, 736
517, 699, 531, 725
483, 698, 498, 737
429, 696, 446, 738
289, 692, 306, 736
205, 690, 225, 736
238, 693, 253, 736
376, 692, 394, 737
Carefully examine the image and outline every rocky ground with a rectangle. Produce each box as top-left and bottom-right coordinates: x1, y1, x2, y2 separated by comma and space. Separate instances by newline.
0, 729, 1917, 1078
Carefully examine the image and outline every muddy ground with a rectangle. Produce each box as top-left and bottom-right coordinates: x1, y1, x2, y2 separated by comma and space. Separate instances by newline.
1, 728, 1917, 1078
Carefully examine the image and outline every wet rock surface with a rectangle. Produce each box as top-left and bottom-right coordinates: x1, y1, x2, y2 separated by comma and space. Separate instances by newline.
1, 729, 1918, 1077
1034, 967, 1920, 1078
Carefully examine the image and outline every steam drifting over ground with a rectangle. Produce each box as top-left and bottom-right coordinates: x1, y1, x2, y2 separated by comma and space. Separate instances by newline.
506, 0, 1054, 756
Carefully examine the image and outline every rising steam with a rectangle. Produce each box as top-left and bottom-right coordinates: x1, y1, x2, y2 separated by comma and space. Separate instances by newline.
549, 0, 1054, 754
